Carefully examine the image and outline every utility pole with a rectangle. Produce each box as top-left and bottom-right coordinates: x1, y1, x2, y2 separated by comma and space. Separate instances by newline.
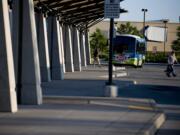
108, 18, 114, 85
104, 0, 127, 97
162, 19, 169, 55
141, 8, 148, 37
104, 0, 120, 97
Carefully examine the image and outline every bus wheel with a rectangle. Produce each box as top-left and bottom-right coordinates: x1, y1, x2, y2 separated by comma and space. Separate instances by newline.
138, 59, 143, 67
138, 62, 144, 68
134, 65, 138, 68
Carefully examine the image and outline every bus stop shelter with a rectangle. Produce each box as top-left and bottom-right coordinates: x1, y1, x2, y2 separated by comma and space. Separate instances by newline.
0, 0, 126, 112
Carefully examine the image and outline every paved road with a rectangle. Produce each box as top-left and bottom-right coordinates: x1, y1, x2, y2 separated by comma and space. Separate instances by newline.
115, 64, 180, 135
119, 64, 180, 87
79, 64, 180, 135
42, 64, 180, 135
43, 64, 180, 105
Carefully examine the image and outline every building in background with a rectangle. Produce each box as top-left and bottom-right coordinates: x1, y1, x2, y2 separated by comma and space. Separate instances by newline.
89, 21, 180, 52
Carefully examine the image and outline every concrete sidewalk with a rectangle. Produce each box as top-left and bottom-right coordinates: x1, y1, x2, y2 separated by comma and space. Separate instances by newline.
0, 98, 165, 135
42, 65, 133, 97
0, 65, 166, 135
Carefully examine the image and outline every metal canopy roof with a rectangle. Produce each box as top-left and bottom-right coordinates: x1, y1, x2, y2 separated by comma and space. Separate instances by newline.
33, 0, 126, 30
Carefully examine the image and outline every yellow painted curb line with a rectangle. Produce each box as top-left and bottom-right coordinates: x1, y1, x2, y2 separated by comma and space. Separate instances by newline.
128, 105, 154, 111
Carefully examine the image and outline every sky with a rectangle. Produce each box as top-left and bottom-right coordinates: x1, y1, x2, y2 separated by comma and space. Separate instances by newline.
118, 0, 180, 23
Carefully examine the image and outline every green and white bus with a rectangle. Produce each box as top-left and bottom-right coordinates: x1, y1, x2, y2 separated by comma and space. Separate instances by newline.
113, 34, 146, 67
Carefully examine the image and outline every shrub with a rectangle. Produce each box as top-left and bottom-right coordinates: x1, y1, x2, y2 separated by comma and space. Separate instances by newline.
145, 52, 167, 63
145, 51, 180, 63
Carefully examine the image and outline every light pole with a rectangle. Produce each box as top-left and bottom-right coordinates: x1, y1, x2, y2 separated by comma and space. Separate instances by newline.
141, 8, 148, 37
161, 19, 169, 55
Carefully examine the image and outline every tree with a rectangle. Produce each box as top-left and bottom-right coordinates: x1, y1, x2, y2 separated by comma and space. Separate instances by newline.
90, 28, 108, 58
172, 26, 180, 51
116, 22, 143, 37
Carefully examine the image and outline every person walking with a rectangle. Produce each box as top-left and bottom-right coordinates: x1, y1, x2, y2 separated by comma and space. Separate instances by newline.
93, 48, 100, 67
166, 51, 177, 77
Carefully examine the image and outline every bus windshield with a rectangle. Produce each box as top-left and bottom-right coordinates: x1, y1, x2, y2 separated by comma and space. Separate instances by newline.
113, 36, 136, 54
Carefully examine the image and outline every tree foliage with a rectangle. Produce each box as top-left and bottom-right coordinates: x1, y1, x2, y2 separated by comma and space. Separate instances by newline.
172, 26, 180, 51
90, 28, 108, 58
116, 22, 143, 37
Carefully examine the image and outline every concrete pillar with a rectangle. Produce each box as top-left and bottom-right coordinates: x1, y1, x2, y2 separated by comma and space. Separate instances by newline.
12, 0, 20, 82
63, 25, 74, 72
47, 17, 64, 79
59, 23, 66, 73
9, 9, 13, 33
85, 29, 91, 65
0, 0, 17, 112
80, 31, 87, 67
36, 13, 51, 82
51, 17, 64, 80
21, 0, 42, 104
72, 27, 81, 71
47, 16, 53, 62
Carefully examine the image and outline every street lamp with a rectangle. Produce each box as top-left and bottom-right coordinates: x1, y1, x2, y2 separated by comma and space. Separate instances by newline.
141, 8, 148, 37
161, 19, 169, 55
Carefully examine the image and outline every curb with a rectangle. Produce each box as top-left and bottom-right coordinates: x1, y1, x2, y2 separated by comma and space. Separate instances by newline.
43, 96, 157, 110
145, 63, 180, 66
137, 112, 166, 135
43, 96, 165, 135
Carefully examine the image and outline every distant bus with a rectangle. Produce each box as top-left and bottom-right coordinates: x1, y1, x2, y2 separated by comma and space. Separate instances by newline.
113, 34, 146, 67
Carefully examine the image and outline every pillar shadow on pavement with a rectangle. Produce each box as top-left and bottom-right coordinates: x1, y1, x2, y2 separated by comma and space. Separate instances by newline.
42, 79, 134, 97
118, 84, 180, 105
